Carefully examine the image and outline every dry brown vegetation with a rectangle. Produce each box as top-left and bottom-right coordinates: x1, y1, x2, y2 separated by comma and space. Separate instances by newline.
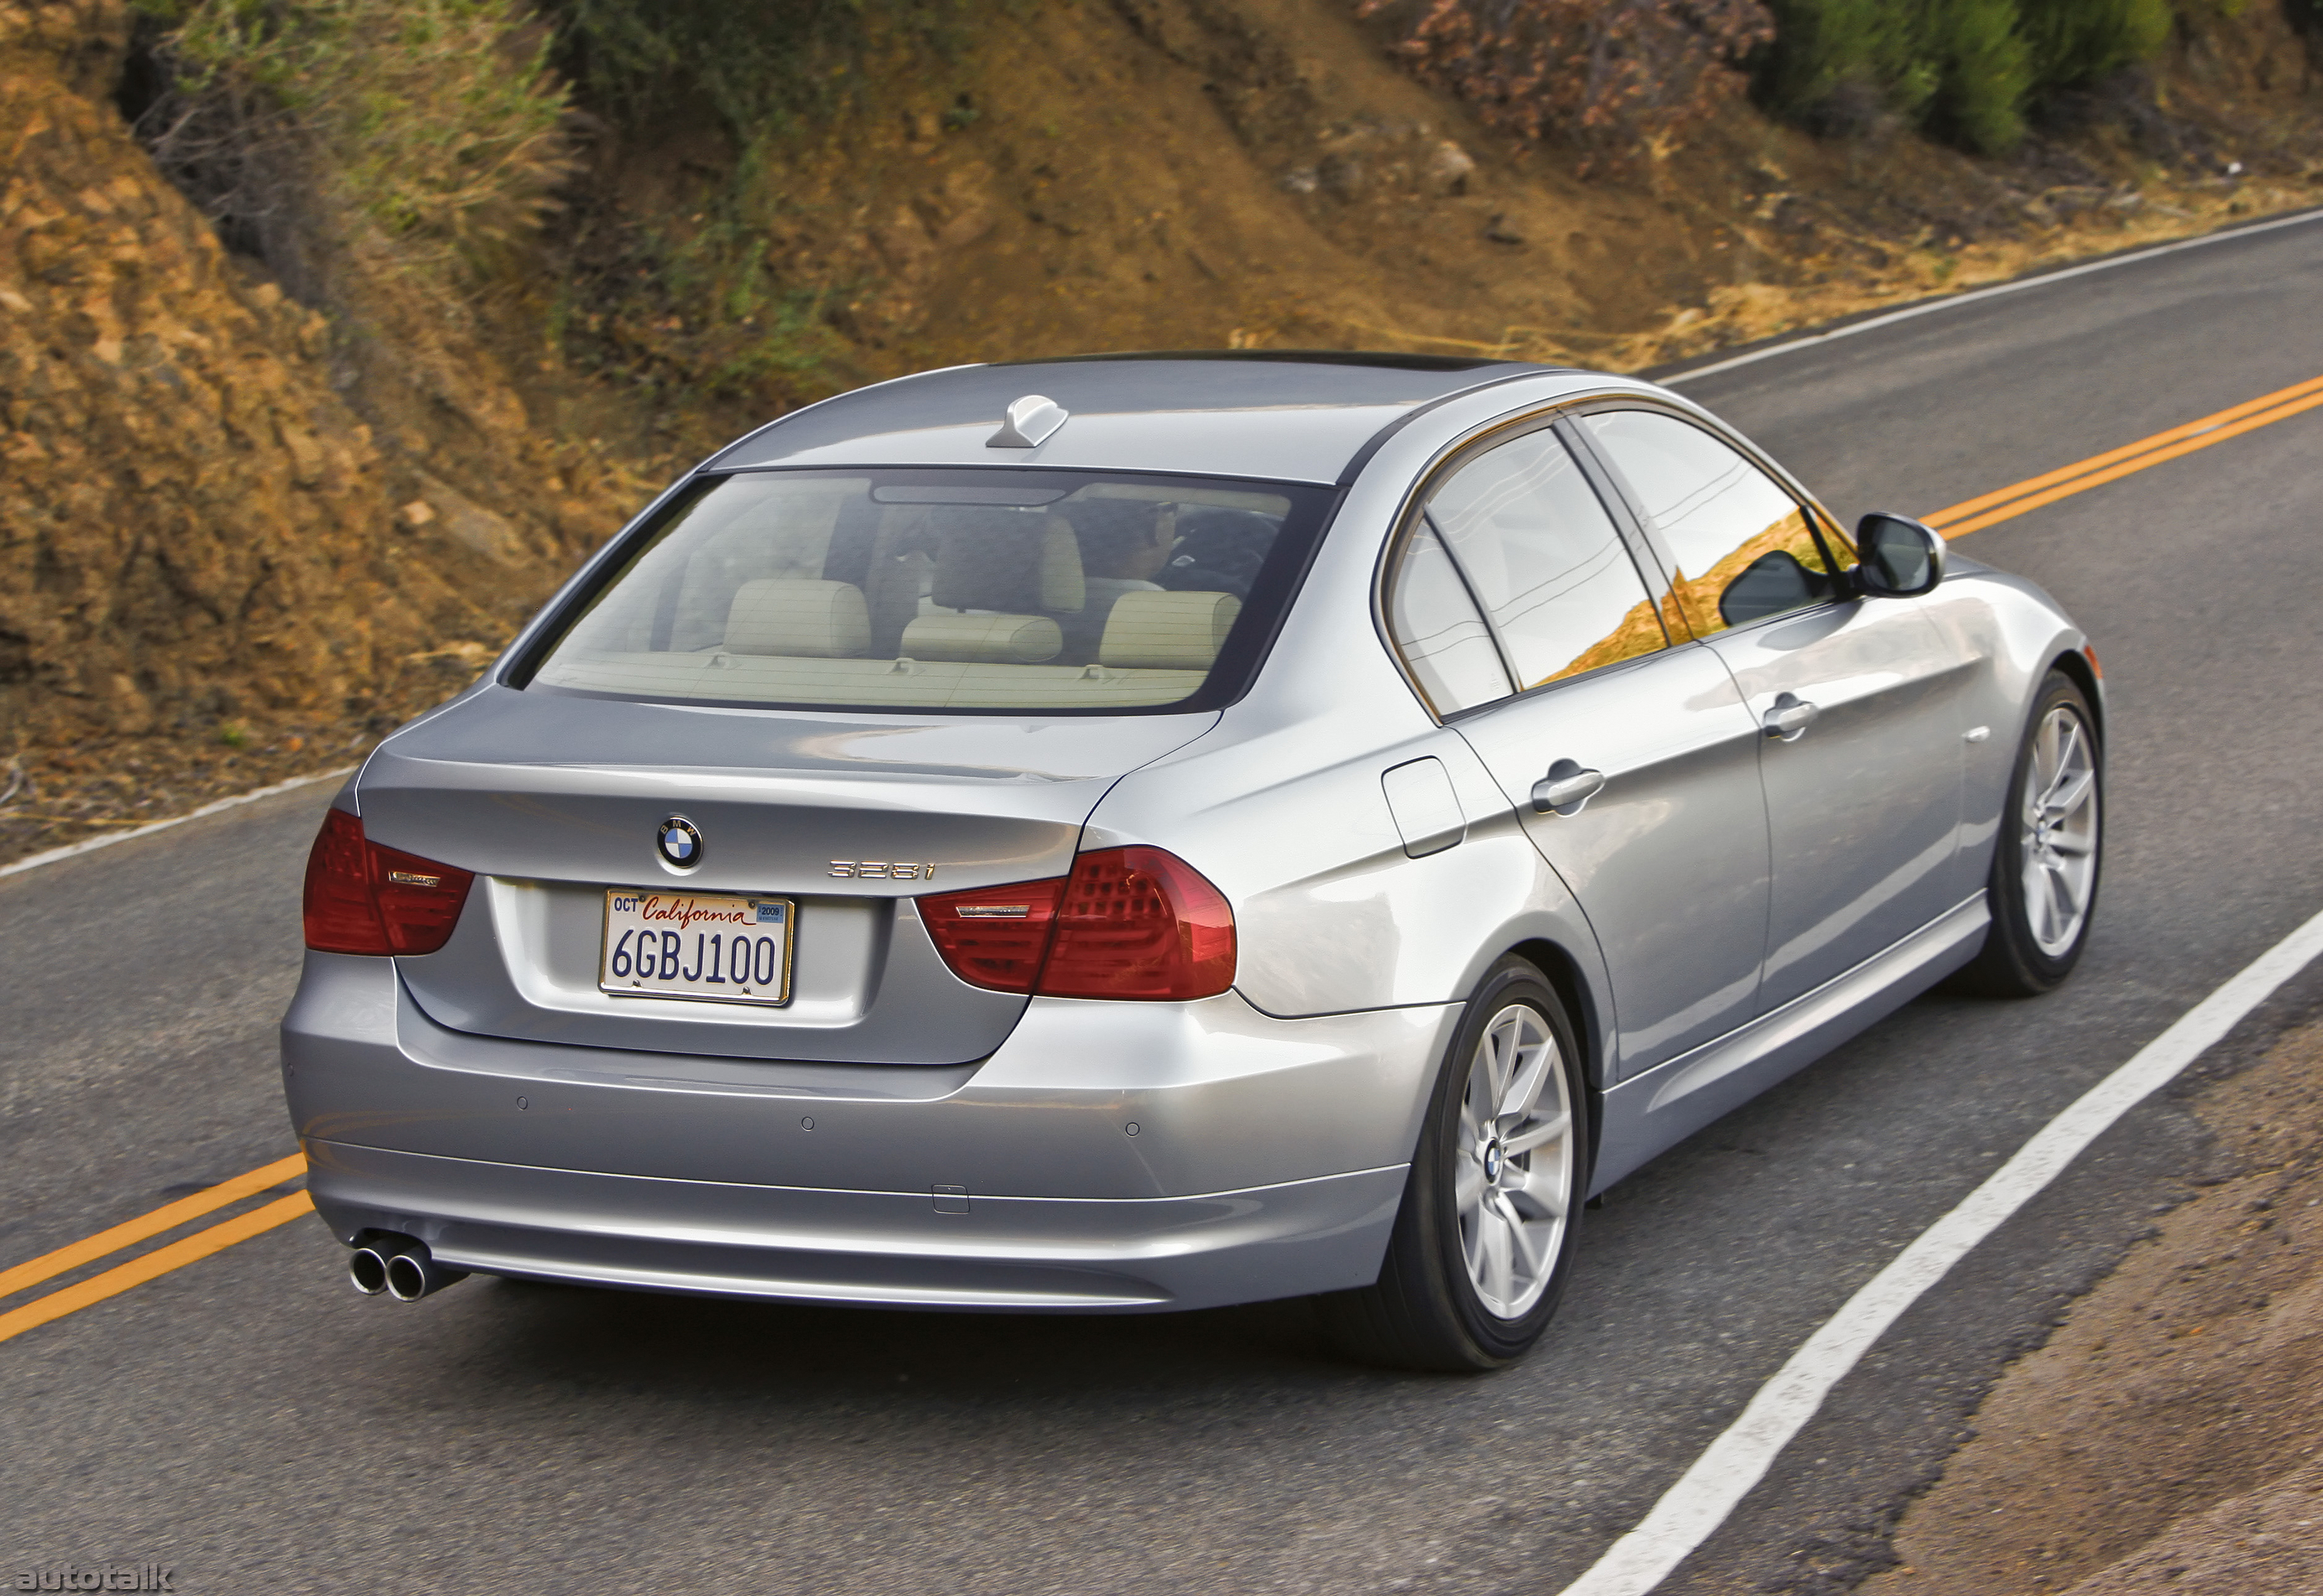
1357, 0, 1774, 165
2, 0, 2320, 863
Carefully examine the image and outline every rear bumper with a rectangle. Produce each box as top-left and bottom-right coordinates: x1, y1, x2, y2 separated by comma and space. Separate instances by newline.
305, 1142, 1405, 1312
283, 953, 1454, 1312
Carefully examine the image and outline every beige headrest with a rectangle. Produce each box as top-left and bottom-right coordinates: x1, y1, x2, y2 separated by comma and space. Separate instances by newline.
724, 579, 871, 657
930, 511, 1085, 614
1098, 590, 1240, 671
901, 612, 1064, 664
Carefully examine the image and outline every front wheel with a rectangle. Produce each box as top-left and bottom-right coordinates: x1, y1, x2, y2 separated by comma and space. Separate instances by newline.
1954, 669, 2102, 997
1316, 959, 1589, 1371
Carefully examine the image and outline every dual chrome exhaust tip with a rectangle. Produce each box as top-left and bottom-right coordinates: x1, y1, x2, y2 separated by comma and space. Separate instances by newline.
347, 1234, 468, 1303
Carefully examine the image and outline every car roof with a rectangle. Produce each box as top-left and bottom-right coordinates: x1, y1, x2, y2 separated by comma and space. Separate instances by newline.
703, 352, 1593, 486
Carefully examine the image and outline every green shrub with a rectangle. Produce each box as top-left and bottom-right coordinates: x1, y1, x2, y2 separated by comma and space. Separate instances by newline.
137, 0, 575, 275
1759, 0, 2175, 153
544, 0, 973, 136
2015, 0, 2172, 88
533, 1, 983, 412
1927, 0, 2035, 154
1759, 0, 1918, 124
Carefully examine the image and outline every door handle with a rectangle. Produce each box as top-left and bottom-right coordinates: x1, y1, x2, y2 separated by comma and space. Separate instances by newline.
1532, 758, 1607, 817
1762, 692, 1820, 743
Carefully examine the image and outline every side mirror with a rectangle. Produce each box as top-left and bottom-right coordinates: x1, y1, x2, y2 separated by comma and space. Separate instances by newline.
1854, 513, 1947, 597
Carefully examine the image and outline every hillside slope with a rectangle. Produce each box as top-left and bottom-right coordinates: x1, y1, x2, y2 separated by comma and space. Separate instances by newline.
1, 0, 2318, 859
561, 0, 2321, 403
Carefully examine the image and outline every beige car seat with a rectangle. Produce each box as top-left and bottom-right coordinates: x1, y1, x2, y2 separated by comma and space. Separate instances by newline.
722, 579, 872, 657
1098, 589, 1241, 671
900, 510, 1085, 664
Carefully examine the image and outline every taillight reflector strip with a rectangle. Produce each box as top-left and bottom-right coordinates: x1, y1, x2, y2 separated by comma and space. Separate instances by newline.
302, 808, 475, 956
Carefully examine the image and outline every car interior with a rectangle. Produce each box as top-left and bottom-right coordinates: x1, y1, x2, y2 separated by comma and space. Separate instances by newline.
531, 475, 1292, 712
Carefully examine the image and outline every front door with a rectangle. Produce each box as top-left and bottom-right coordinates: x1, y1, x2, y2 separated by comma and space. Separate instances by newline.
1577, 407, 1970, 1013
1383, 419, 1772, 1079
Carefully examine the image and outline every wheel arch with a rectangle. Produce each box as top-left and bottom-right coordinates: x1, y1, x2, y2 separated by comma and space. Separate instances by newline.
2048, 646, 2104, 744
1506, 935, 1608, 1186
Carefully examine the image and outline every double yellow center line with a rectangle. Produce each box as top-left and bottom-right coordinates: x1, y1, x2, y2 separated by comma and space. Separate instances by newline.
2, 368, 2320, 1348
1924, 371, 2323, 536
0, 1153, 312, 1344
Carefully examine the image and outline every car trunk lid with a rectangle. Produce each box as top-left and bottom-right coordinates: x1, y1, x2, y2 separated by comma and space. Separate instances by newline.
356, 687, 1218, 1064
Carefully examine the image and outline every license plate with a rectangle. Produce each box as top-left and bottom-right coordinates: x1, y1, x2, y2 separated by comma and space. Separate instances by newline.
601, 890, 794, 1006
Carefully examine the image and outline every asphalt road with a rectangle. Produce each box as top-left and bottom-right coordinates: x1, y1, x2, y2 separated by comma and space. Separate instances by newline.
5, 213, 2323, 1596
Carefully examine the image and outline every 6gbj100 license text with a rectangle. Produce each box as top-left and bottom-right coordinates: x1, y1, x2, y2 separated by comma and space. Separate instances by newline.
11, 1567, 173, 1592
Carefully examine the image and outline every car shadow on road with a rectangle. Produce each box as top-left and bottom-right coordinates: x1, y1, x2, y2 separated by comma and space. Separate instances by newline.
458, 1274, 1414, 1405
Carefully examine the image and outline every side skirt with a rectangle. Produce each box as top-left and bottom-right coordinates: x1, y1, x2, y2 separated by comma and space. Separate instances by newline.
1590, 894, 1989, 1196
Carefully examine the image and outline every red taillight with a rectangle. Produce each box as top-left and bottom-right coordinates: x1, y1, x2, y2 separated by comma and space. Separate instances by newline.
918, 846, 1235, 1001
1041, 846, 1236, 1000
301, 808, 475, 956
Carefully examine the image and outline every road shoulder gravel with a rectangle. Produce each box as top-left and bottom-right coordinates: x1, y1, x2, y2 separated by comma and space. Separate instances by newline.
1861, 1022, 2323, 1594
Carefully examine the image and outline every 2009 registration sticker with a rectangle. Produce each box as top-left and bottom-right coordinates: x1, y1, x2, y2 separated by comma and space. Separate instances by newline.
600, 890, 794, 1006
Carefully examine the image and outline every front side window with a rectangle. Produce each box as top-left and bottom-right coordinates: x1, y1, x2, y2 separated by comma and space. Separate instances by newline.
523, 469, 1327, 714
1581, 410, 1842, 637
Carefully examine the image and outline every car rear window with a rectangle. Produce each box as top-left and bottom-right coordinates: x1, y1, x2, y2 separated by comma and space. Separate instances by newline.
520, 469, 1333, 714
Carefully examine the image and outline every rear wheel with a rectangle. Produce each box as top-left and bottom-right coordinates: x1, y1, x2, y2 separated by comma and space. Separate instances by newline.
1955, 670, 2102, 997
1317, 959, 1588, 1371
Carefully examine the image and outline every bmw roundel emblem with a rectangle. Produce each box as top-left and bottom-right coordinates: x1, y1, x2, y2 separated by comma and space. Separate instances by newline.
656, 815, 704, 870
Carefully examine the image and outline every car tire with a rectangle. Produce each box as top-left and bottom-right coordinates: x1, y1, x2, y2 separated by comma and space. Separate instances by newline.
1316, 958, 1590, 1372
1954, 669, 2102, 998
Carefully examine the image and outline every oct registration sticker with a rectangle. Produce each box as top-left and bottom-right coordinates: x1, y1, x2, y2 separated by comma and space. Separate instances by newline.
601, 890, 794, 1006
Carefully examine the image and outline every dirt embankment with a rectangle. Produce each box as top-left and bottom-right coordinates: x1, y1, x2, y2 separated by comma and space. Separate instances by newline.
568, 0, 2323, 395
2, 0, 2320, 863
1861, 1022, 2323, 1595
0, 0, 666, 841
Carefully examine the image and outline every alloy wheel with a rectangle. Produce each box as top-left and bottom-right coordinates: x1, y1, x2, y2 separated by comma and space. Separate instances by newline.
1454, 1003, 1576, 1320
2021, 704, 2100, 959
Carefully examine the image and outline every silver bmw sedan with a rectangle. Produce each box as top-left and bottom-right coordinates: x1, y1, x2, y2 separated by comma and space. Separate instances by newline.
284, 353, 2102, 1370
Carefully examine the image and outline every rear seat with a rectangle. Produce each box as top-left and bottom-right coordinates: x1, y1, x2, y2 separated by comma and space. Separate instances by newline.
884, 507, 1086, 665
1098, 590, 1240, 670
722, 578, 871, 657
900, 612, 1065, 664
582, 561, 1237, 709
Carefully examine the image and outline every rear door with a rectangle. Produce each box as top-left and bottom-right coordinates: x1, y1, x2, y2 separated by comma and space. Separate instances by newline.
1385, 419, 1772, 1078
1576, 407, 1970, 1013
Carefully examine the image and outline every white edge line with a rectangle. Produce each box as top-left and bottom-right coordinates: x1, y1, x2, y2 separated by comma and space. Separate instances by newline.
1556, 902, 2323, 1596
1660, 205, 2323, 386
0, 766, 356, 880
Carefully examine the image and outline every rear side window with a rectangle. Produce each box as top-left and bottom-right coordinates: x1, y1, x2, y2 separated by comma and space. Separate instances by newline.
1581, 410, 1841, 637
1385, 521, 1515, 716
522, 469, 1330, 715
1425, 427, 1669, 690
1385, 424, 1669, 714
